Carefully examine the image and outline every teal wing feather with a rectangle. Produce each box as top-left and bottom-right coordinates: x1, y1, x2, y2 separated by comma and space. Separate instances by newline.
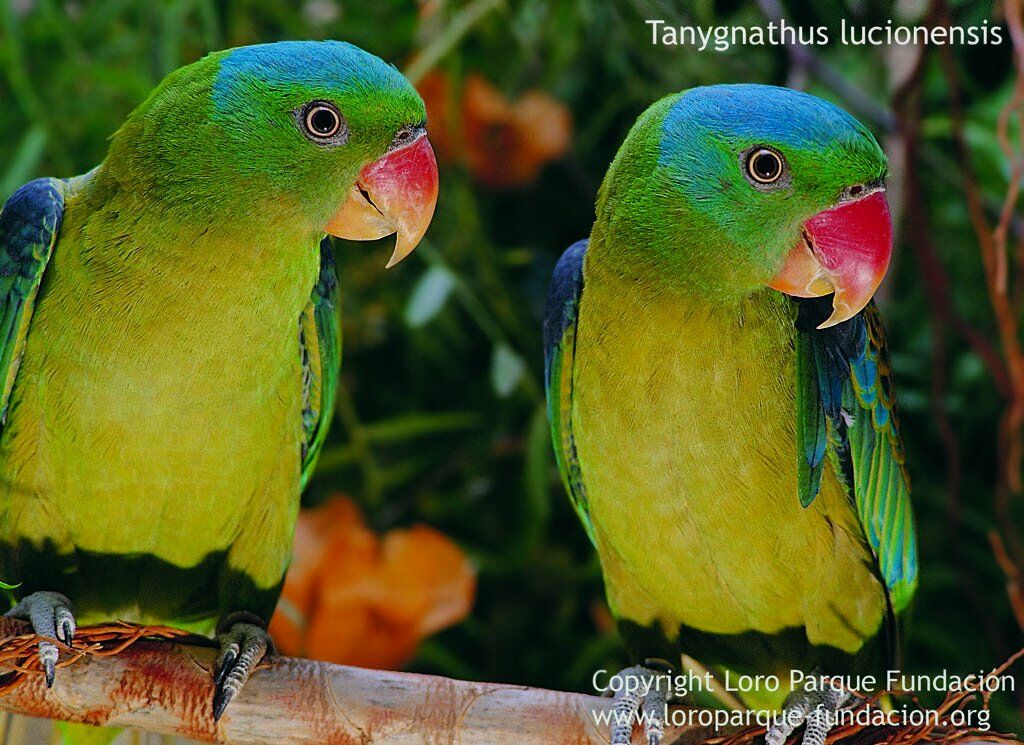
299, 237, 341, 490
543, 240, 593, 543
844, 304, 917, 613
794, 297, 917, 617
0, 178, 64, 425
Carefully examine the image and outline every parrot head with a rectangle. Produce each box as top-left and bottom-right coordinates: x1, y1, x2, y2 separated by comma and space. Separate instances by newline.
595, 84, 890, 327
109, 40, 438, 267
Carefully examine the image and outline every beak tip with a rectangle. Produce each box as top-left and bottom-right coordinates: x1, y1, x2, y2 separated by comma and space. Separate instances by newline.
383, 235, 420, 269
816, 303, 856, 329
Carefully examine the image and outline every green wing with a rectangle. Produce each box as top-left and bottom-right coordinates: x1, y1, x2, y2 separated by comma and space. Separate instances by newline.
0, 178, 64, 424
794, 297, 917, 617
543, 240, 594, 543
844, 304, 917, 613
299, 237, 341, 490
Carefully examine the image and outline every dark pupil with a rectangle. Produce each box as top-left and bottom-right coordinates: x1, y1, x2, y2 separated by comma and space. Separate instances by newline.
753, 152, 780, 180
310, 108, 337, 135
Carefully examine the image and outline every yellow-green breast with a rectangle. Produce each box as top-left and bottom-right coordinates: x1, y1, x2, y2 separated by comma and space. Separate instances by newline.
572, 260, 887, 673
0, 170, 318, 626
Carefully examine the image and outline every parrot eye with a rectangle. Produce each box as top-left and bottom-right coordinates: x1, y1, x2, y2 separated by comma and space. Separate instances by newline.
296, 101, 348, 146
743, 147, 787, 187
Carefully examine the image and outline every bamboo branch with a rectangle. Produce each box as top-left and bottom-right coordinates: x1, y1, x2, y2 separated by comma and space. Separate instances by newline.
0, 618, 715, 745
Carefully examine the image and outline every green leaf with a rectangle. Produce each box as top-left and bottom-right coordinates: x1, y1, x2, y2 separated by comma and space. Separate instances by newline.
363, 411, 479, 442
1, 125, 46, 198
405, 265, 455, 328
491, 343, 525, 398
511, 402, 552, 558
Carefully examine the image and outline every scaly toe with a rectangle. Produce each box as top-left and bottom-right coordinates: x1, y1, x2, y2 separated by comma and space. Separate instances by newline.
212, 620, 271, 721
767, 676, 850, 745
5, 591, 76, 689
608, 664, 670, 745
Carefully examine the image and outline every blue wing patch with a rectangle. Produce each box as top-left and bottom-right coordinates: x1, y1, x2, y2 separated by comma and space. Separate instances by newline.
0, 178, 64, 424
543, 239, 593, 543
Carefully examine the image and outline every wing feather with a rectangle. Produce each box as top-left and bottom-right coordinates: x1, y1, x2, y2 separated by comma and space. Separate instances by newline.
795, 298, 917, 616
298, 237, 341, 489
542, 240, 593, 543
0, 178, 64, 425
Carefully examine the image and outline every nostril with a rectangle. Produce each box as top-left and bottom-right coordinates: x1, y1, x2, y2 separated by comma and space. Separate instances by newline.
849, 184, 863, 197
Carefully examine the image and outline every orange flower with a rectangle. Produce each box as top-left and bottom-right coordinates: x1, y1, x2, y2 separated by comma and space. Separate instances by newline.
418, 72, 573, 188
269, 495, 475, 669
417, 71, 456, 162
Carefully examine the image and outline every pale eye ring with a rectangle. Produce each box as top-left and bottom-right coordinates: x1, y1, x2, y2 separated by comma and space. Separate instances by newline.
745, 147, 785, 184
296, 101, 348, 145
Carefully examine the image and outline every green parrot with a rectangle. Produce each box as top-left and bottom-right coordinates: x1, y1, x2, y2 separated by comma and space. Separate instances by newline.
543, 85, 916, 745
0, 40, 437, 722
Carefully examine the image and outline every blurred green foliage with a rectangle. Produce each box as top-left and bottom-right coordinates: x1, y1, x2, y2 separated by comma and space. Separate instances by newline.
0, 0, 1021, 732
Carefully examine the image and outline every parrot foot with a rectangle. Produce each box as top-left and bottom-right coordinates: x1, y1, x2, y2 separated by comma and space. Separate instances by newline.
212, 613, 274, 721
765, 678, 851, 745
4, 591, 76, 688
606, 661, 672, 745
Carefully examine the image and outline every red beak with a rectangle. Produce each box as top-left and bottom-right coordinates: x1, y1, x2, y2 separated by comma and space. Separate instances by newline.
768, 189, 892, 328
325, 132, 439, 268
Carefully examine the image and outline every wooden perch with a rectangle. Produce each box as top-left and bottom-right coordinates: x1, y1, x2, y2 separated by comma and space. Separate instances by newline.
0, 618, 717, 745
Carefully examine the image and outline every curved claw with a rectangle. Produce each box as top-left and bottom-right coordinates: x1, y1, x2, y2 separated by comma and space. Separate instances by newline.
212, 621, 272, 722
55, 606, 75, 644
40, 642, 57, 688
213, 646, 237, 688
4, 591, 76, 689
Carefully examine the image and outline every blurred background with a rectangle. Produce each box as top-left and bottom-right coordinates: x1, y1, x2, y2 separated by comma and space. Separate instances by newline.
0, 0, 1021, 734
